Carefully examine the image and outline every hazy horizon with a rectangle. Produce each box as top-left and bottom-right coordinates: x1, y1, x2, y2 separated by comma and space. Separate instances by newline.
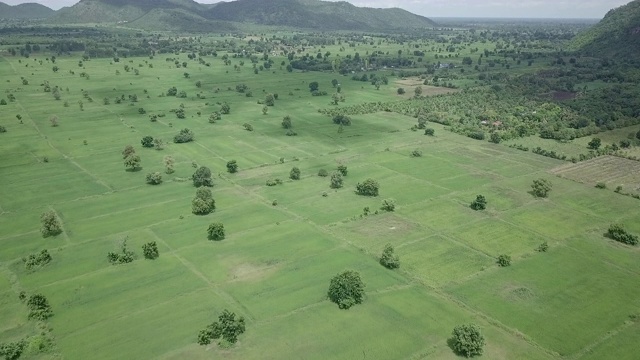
0, 0, 630, 18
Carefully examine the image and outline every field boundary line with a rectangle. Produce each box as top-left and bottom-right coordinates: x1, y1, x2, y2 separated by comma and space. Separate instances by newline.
570, 320, 635, 360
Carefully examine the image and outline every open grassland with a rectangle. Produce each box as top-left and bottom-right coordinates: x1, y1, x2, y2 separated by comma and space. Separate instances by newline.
1, 50, 639, 360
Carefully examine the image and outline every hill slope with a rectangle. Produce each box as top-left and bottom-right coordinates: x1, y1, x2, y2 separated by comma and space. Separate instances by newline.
205, 0, 436, 30
0, 2, 55, 19
571, 0, 640, 58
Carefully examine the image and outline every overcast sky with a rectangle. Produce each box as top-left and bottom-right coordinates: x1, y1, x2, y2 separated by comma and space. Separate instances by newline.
2, 0, 630, 18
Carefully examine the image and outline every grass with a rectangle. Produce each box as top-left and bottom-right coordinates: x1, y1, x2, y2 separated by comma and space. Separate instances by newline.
1, 47, 640, 360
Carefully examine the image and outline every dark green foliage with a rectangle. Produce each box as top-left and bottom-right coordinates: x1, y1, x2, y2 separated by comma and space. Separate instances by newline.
192, 187, 215, 215
379, 244, 400, 269
265, 178, 283, 187
285, 129, 297, 136
26, 294, 52, 321
308, 82, 319, 92
281, 115, 292, 129
451, 324, 485, 357
226, 160, 238, 174
0, 99, 7, 105
0, 126, 6, 133
607, 224, 639, 246
380, 199, 395, 212
265, 93, 275, 106
410, 149, 422, 157
207, 223, 225, 241
318, 169, 329, 177
424, 128, 435, 136
142, 241, 159, 260
192, 166, 213, 187
0, 340, 26, 360
173, 128, 194, 143
531, 178, 552, 198
24, 249, 52, 270
197, 310, 246, 346
289, 167, 301, 180
490, 132, 501, 144
337, 165, 348, 176
122, 145, 135, 159
397, 88, 405, 95
107, 239, 135, 265
167, 87, 178, 96
327, 270, 365, 309
588, 137, 601, 150
40, 211, 62, 238
468, 131, 485, 141
243, 123, 253, 131
124, 154, 141, 171
330, 172, 343, 189
497, 254, 512, 267
220, 103, 230, 114
470, 195, 487, 210
595, 182, 607, 189
356, 178, 379, 196
209, 112, 221, 123
332, 114, 351, 126
537, 242, 549, 252
141, 136, 154, 148
145, 172, 162, 185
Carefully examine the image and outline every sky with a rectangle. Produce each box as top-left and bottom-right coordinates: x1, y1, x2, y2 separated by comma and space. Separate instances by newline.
1, 0, 631, 18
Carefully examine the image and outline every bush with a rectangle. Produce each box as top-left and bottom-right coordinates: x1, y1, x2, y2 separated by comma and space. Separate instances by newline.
327, 270, 365, 309
380, 199, 395, 212
226, 160, 238, 174
142, 241, 159, 260
197, 310, 246, 345
330, 172, 343, 189
173, 128, 194, 143
356, 178, 379, 196
337, 165, 348, 176
192, 166, 213, 187
243, 123, 253, 131
282, 115, 292, 129
451, 324, 485, 357
332, 114, 351, 126
145, 172, 162, 185
40, 211, 62, 238
531, 178, 552, 198
424, 128, 435, 136
289, 167, 301, 180
397, 87, 405, 95
0, 340, 26, 360
497, 254, 511, 267
0, 125, 6, 133
536, 242, 549, 252
141, 136, 154, 148
379, 244, 400, 269
470, 195, 487, 210
411, 149, 423, 157
107, 238, 135, 264
595, 182, 607, 189
192, 188, 215, 215
468, 131, 485, 140
26, 294, 53, 320
607, 224, 639, 246
24, 250, 52, 270
207, 223, 225, 241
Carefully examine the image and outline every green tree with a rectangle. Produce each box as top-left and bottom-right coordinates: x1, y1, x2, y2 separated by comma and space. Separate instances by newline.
0, 340, 26, 360
24, 249, 52, 270
332, 79, 339, 88
142, 241, 159, 260
356, 178, 379, 196
209, 112, 221, 123
290, 167, 301, 180
397, 87, 405, 95
607, 224, 639, 246
192, 187, 215, 215
265, 93, 275, 106
470, 195, 487, 210
337, 165, 348, 176
332, 114, 351, 126
226, 160, 238, 174
27, 293, 53, 320
122, 145, 135, 159
330, 172, 343, 188
531, 178, 552, 198
379, 244, 400, 269
220, 103, 230, 114
192, 167, 213, 187
309, 81, 319, 92
124, 154, 141, 171
497, 254, 512, 267
145, 172, 162, 185
281, 115, 292, 129
414, 86, 423, 97
141, 136, 154, 148
588, 137, 601, 150
490, 132, 501, 144
327, 270, 365, 309
197, 310, 246, 345
173, 128, 194, 143
164, 155, 175, 174
40, 211, 62, 238
207, 223, 225, 241
380, 199, 395, 212
451, 324, 485, 357
425, 128, 435, 136
318, 169, 329, 177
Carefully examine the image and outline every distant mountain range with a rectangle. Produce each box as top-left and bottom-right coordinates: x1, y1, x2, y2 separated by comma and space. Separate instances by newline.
1, 0, 436, 31
571, 0, 640, 57
0, 2, 55, 19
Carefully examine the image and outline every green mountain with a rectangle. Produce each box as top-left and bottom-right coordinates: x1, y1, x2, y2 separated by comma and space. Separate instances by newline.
206, 0, 437, 31
571, 0, 640, 57
46, 0, 436, 32
0, 2, 55, 19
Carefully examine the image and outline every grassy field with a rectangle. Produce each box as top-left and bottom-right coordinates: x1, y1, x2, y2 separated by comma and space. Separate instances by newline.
1, 46, 640, 360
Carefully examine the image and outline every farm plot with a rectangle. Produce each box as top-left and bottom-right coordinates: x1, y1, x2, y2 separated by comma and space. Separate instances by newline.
550, 155, 640, 194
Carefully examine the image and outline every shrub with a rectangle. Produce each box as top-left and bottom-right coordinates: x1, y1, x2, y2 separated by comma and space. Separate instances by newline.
536, 242, 549, 252
142, 241, 159, 260
411, 149, 423, 157
318, 169, 329, 177
141, 136, 154, 148
424, 128, 435, 136
207, 223, 225, 241
289, 167, 301, 180
173, 128, 194, 143
24, 249, 52, 270
192, 166, 213, 187
0, 125, 7, 133
330, 172, 343, 189
40, 211, 62, 238
26, 294, 53, 320
497, 254, 511, 267
379, 244, 400, 269
380, 199, 395, 212
531, 178, 552, 198
145, 172, 163, 185
243, 123, 253, 131
451, 324, 485, 357
337, 165, 348, 176
226, 160, 238, 174
595, 182, 607, 189
197, 310, 246, 345
470, 195, 487, 210
607, 224, 639, 246
356, 178, 379, 196
107, 238, 135, 264
327, 270, 365, 309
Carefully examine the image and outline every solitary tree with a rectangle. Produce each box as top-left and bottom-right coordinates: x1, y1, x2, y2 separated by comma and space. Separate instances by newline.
309, 81, 319, 92
380, 199, 395, 212
531, 178, 552, 198
163, 155, 175, 174
141, 136, 154, 148
356, 178, 379, 196
337, 165, 348, 176
26, 294, 53, 320
379, 244, 400, 269
497, 254, 512, 267
290, 167, 301, 180
425, 128, 435, 136
41, 211, 62, 238
192, 166, 213, 187
414, 86, 423, 97
327, 270, 365, 309
470, 195, 487, 210
192, 187, 216, 215
588, 137, 601, 150
265, 93, 275, 106
142, 241, 159, 259
124, 154, 141, 171
122, 145, 135, 159
145, 172, 163, 185
281, 115, 292, 129
330, 172, 343, 188
226, 160, 238, 174
451, 324, 485, 357
207, 223, 225, 241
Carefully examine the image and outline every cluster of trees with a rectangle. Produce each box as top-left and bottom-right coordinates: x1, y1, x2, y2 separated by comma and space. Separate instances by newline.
607, 224, 639, 246
207, 223, 225, 241
122, 145, 141, 172
26, 293, 53, 321
531, 179, 552, 198
192, 188, 216, 215
197, 310, 246, 346
40, 211, 62, 238
23, 249, 52, 270
174, 128, 195, 143
107, 238, 135, 265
